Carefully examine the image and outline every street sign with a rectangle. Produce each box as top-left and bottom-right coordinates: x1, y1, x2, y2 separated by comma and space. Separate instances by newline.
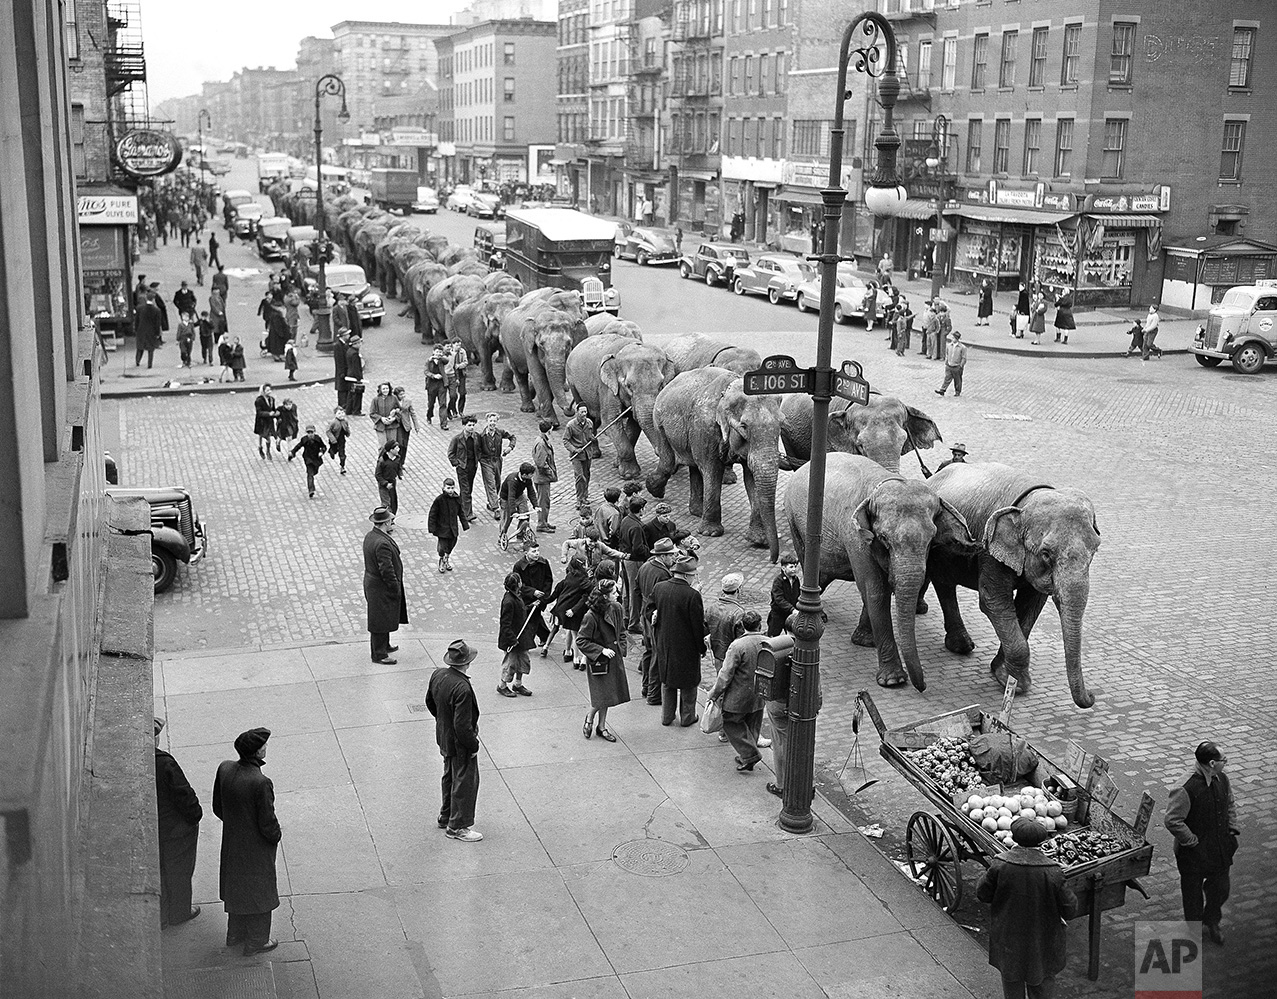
833, 360, 870, 405
929, 227, 950, 242
742, 354, 813, 396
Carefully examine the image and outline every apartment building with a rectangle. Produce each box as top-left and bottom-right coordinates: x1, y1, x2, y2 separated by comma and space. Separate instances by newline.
331, 20, 453, 132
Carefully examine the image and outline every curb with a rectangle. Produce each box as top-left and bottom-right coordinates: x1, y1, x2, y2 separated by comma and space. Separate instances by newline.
102, 373, 334, 400
965, 343, 1189, 359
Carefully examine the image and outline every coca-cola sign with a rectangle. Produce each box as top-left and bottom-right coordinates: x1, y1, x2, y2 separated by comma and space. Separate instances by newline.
115, 129, 182, 178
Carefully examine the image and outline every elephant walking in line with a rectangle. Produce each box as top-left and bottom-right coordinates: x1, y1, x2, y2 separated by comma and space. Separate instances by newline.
483, 272, 523, 297
786, 454, 976, 690
662, 333, 762, 375
498, 292, 588, 426
646, 367, 782, 561
779, 393, 942, 473
584, 314, 643, 340
565, 334, 675, 479
402, 261, 449, 339
425, 274, 486, 343
926, 462, 1101, 709
453, 291, 518, 391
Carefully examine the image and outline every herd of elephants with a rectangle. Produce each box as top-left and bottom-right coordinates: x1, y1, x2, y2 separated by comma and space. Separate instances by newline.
269, 185, 1101, 712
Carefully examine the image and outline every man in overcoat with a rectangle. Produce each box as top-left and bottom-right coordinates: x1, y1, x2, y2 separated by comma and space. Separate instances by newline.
363, 506, 407, 664
706, 612, 767, 771
426, 639, 483, 842
975, 817, 1079, 999
134, 294, 163, 368
636, 537, 677, 703
155, 716, 202, 928
652, 554, 706, 727
531, 419, 559, 532
212, 727, 282, 956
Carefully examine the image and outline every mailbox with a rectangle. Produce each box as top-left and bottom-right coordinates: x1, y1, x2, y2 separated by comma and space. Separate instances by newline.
754, 634, 795, 703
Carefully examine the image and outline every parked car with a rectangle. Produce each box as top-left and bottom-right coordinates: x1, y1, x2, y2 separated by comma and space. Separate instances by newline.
473, 222, 507, 270
412, 187, 440, 214
255, 216, 292, 260
793, 264, 886, 324
679, 242, 751, 286
614, 225, 680, 265
445, 185, 477, 212
732, 253, 814, 303
232, 201, 264, 238
104, 486, 208, 594
467, 191, 503, 218
306, 264, 385, 326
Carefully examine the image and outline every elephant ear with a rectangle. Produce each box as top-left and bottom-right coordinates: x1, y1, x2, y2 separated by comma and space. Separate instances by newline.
716, 382, 748, 452
935, 498, 979, 555
853, 496, 876, 546
599, 354, 623, 396
901, 405, 943, 454
985, 506, 1026, 573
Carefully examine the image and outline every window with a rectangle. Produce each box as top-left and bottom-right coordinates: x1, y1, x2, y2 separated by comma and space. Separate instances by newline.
1029, 27, 1048, 86
504, 77, 515, 101
744, 55, 754, 94
504, 42, 515, 64
1101, 118, 1127, 178
1061, 24, 1081, 85
941, 37, 957, 90
762, 0, 772, 29
1022, 118, 1041, 175
993, 119, 1010, 173
777, 51, 787, 93
966, 119, 982, 172
791, 120, 831, 157
729, 56, 739, 94
972, 33, 988, 89
728, 117, 742, 156
759, 53, 770, 95
999, 31, 1017, 87
1230, 28, 1255, 88
1220, 120, 1245, 181
71, 103, 85, 177
64, 3, 79, 59
917, 40, 932, 87
504, 116, 515, 140
779, 0, 788, 28
1110, 23, 1135, 84
1053, 118, 1073, 176
772, 116, 784, 158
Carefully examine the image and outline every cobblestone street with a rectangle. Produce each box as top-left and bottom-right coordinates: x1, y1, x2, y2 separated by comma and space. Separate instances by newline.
124, 225, 1275, 997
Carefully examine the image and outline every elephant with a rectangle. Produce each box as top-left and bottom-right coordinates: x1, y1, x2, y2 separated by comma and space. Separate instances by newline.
331, 195, 360, 214
266, 180, 290, 217
414, 231, 450, 257
499, 294, 588, 424
779, 393, 942, 473
354, 222, 390, 285
482, 271, 523, 297
386, 245, 431, 301
335, 209, 366, 257
449, 260, 490, 278
663, 333, 762, 375
786, 453, 977, 690
402, 261, 450, 339
438, 244, 479, 268
375, 236, 413, 297
566, 334, 675, 479
926, 462, 1101, 709
425, 274, 486, 343
453, 291, 518, 390
646, 366, 781, 561
584, 314, 643, 340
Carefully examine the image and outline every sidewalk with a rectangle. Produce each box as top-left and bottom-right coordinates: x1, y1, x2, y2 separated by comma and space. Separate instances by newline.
155, 632, 1000, 999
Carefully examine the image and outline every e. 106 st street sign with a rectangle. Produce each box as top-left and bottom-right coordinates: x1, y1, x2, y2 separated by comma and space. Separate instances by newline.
742, 354, 812, 396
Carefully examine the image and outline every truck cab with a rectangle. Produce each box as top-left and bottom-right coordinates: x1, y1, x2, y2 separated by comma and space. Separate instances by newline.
1193, 281, 1277, 374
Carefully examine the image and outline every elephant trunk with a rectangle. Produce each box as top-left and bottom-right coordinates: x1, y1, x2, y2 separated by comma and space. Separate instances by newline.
1057, 576, 1094, 709
747, 453, 780, 563
547, 354, 574, 417
891, 565, 928, 692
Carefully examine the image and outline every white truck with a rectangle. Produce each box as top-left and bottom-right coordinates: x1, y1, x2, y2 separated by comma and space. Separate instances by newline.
257, 153, 290, 192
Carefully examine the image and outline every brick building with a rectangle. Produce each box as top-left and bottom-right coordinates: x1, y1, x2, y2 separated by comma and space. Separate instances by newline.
554, 0, 591, 201
330, 20, 453, 133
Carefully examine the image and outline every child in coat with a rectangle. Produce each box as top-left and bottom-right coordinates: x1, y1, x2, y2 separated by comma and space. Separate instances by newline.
287, 423, 327, 497
427, 477, 469, 572
275, 398, 299, 449
283, 340, 298, 381
326, 406, 350, 474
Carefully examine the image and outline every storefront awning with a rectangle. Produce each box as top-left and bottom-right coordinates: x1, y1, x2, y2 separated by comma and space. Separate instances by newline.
775, 188, 824, 207
945, 204, 1077, 226
896, 198, 941, 219
1085, 213, 1161, 227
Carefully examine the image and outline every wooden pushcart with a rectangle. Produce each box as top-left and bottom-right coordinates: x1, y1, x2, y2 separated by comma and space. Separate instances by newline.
855, 690, 1153, 981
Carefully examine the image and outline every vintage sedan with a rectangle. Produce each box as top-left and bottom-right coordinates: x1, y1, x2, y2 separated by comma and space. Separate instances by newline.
445, 185, 477, 212
732, 253, 814, 303
793, 264, 887, 324
232, 201, 264, 238
678, 242, 751, 287
412, 187, 440, 214
255, 216, 292, 260
467, 191, 504, 219
614, 225, 680, 265
303, 264, 384, 326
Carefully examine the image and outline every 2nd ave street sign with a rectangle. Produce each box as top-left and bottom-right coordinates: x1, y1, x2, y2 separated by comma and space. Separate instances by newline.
834, 359, 870, 405
742, 354, 812, 395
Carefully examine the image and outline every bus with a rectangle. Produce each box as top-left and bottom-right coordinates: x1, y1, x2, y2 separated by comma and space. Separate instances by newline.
502, 208, 620, 316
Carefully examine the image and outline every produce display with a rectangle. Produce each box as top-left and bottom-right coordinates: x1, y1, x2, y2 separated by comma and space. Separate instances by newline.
960, 788, 1067, 848
905, 737, 984, 797
1040, 829, 1129, 865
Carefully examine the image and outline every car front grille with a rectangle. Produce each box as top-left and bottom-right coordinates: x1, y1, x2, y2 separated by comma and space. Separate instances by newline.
176, 497, 195, 548
1204, 315, 1222, 350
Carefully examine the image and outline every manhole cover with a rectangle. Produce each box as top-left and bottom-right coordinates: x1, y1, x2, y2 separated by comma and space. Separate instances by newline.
392, 513, 430, 530
612, 839, 689, 877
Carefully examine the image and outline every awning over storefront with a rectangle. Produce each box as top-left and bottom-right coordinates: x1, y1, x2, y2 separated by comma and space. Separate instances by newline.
1085, 214, 1161, 227
775, 187, 823, 207
896, 198, 941, 220
678, 169, 718, 182
946, 204, 1076, 226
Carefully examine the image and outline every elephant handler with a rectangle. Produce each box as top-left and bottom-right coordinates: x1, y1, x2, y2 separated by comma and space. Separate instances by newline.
425, 345, 452, 429
562, 404, 601, 506
651, 553, 707, 728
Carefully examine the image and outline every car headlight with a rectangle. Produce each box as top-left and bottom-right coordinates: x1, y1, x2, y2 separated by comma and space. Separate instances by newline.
600, 261, 611, 273
605, 288, 620, 303
365, 295, 382, 307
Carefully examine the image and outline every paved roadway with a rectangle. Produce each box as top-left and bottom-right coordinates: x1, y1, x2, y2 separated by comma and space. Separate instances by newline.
126, 159, 1273, 996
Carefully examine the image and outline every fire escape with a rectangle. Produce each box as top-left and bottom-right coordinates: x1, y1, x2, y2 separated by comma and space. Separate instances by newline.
668, 0, 715, 175
625, 16, 659, 169
104, 0, 149, 182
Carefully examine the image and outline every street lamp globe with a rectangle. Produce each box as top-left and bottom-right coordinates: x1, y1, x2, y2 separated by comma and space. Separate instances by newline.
864, 183, 908, 216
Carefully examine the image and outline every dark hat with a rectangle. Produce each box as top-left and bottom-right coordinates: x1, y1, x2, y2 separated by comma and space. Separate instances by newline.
1010, 816, 1051, 847
234, 727, 271, 758
629, 496, 647, 512
443, 639, 478, 666
950, 443, 967, 456
671, 553, 699, 576
652, 537, 677, 555
369, 506, 394, 524
1195, 741, 1225, 765
305, 423, 316, 432
154, 716, 166, 736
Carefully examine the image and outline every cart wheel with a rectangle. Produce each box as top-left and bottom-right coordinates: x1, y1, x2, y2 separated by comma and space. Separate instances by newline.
905, 811, 964, 912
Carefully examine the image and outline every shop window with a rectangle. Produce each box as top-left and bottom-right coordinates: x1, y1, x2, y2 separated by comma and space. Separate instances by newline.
954, 223, 1022, 280
971, 33, 988, 90
1034, 229, 1077, 291
966, 119, 982, 173
993, 119, 1010, 173
1053, 118, 1073, 177
1061, 24, 1081, 85
999, 31, 1017, 88
1109, 23, 1135, 84
1101, 118, 1127, 178
1022, 119, 1041, 175
1081, 233, 1135, 289
1029, 28, 1048, 87
941, 38, 957, 91
1230, 28, 1255, 88
1220, 120, 1245, 182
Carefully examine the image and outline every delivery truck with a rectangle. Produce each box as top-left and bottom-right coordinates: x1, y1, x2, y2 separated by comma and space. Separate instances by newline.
369, 168, 419, 213
257, 153, 290, 192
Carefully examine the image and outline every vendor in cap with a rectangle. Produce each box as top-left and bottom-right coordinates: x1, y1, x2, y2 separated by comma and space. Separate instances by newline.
426, 640, 484, 842
651, 552, 707, 727
212, 727, 283, 955
975, 816, 1079, 999
154, 716, 203, 928
935, 442, 968, 474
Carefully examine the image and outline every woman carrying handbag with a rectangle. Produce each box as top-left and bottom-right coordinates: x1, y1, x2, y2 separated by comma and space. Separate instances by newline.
574, 579, 631, 742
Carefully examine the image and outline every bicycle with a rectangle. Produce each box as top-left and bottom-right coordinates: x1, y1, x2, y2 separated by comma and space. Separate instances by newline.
497, 509, 535, 553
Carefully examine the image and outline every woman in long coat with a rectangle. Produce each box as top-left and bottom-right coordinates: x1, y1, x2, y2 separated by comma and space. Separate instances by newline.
575, 579, 631, 741
977, 279, 994, 326
1053, 289, 1075, 344
253, 384, 277, 459
369, 381, 398, 450
548, 555, 594, 667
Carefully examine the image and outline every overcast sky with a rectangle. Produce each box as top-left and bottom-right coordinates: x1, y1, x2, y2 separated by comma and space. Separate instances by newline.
141, 1, 475, 103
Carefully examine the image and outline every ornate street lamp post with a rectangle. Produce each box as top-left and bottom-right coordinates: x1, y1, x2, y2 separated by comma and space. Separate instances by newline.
313, 73, 350, 355
197, 109, 211, 177
925, 114, 952, 302
780, 11, 904, 834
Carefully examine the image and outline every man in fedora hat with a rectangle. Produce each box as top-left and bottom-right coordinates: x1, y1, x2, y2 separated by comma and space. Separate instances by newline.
652, 553, 707, 727
427, 640, 483, 842
213, 727, 282, 955
936, 443, 968, 473
154, 716, 202, 928
363, 506, 407, 664
637, 536, 679, 703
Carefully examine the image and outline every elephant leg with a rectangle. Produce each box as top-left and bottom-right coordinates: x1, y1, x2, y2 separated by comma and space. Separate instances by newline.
698, 463, 726, 536
741, 467, 767, 548
722, 464, 738, 485
934, 579, 975, 654
644, 428, 677, 498
977, 559, 1034, 693
989, 587, 1050, 692
528, 362, 559, 427
479, 346, 498, 390
851, 605, 875, 647
860, 579, 906, 688
605, 406, 641, 480
513, 369, 536, 412
687, 466, 705, 518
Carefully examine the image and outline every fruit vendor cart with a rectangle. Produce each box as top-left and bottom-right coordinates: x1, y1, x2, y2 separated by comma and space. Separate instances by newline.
854, 689, 1154, 981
